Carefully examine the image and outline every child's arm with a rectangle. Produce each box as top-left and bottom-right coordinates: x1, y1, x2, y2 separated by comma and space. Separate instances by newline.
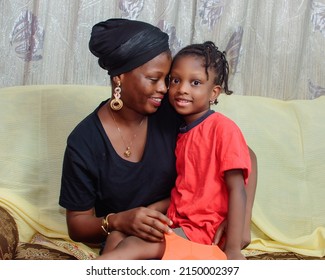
242, 147, 257, 248
213, 146, 257, 249
223, 169, 247, 260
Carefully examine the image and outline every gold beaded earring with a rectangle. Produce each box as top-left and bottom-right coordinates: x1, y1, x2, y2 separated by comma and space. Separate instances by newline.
110, 81, 123, 111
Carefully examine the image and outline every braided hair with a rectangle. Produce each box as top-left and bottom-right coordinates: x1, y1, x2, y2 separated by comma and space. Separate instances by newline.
172, 41, 232, 104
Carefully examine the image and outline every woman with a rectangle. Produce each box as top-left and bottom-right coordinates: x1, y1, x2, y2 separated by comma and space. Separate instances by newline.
59, 18, 257, 257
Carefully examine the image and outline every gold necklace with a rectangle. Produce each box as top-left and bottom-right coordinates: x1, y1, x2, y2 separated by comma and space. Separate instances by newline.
108, 106, 146, 158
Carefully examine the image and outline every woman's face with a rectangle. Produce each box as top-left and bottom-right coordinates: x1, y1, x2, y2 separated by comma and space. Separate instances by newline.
119, 51, 172, 114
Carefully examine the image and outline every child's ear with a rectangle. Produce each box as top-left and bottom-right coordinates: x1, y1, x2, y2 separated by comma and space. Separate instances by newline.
210, 85, 221, 104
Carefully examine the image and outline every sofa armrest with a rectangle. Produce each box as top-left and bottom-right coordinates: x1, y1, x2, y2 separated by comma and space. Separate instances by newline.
0, 206, 19, 259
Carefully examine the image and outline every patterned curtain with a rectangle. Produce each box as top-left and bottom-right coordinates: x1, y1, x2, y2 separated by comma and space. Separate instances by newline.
1, 0, 325, 100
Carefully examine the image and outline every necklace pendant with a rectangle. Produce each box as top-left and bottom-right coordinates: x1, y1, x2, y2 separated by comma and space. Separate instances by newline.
124, 147, 131, 158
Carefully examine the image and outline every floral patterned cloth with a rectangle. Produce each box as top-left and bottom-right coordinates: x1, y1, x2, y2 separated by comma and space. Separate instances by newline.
0, 207, 19, 260
1, 0, 325, 100
0, 206, 97, 260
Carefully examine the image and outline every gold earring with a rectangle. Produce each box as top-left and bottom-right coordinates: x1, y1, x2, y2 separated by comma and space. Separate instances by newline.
110, 82, 123, 111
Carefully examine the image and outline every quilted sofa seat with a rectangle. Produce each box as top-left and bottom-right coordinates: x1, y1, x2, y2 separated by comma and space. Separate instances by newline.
0, 85, 324, 259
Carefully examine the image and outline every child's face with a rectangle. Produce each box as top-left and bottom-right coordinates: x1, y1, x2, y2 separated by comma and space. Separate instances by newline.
168, 55, 220, 123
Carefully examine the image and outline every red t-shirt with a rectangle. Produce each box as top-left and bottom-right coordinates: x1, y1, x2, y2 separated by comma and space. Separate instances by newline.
167, 111, 251, 245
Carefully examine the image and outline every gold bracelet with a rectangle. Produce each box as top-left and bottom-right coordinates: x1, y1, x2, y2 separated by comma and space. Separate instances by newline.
101, 213, 115, 235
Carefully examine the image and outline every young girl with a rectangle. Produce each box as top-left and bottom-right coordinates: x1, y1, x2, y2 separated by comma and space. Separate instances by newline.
166, 41, 251, 260
97, 41, 251, 260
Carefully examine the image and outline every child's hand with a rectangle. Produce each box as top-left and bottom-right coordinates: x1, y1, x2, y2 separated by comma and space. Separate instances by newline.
212, 219, 227, 250
224, 249, 246, 260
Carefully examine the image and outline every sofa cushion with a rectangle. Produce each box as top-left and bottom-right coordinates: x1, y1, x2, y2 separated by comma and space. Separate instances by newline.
0, 85, 106, 252
0, 85, 324, 258
0, 206, 19, 260
15, 243, 77, 260
30, 233, 98, 259
246, 251, 325, 260
215, 94, 325, 257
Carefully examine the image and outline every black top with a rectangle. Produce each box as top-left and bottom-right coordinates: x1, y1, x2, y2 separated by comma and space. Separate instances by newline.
59, 97, 181, 217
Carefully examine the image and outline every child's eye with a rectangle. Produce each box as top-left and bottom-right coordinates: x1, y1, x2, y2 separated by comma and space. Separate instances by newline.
170, 77, 180, 84
192, 80, 201, 86
149, 77, 158, 82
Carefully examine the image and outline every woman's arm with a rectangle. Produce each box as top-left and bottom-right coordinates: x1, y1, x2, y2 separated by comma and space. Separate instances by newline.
66, 208, 106, 244
66, 205, 173, 244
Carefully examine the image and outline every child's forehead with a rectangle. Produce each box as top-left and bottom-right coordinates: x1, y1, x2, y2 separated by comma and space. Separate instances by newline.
175, 53, 204, 61
173, 54, 205, 68
171, 59, 215, 79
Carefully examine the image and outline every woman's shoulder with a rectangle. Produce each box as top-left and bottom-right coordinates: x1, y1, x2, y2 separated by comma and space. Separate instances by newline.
67, 101, 105, 143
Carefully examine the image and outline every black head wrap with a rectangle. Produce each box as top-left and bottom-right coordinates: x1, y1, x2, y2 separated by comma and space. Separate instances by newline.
89, 18, 170, 76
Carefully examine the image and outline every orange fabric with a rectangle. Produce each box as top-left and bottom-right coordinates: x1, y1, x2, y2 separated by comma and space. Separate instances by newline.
162, 232, 227, 260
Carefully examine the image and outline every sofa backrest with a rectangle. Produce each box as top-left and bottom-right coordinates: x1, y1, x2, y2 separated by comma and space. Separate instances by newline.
0, 85, 107, 241
215, 94, 325, 256
1, 85, 324, 256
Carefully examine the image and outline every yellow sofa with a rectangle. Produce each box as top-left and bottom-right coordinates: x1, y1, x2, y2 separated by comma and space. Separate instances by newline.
0, 85, 324, 260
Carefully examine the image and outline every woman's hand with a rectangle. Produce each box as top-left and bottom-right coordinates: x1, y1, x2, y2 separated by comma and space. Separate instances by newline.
111, 207, 173, 242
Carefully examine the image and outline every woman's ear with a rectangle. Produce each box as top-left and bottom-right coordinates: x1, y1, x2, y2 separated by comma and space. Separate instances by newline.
112, 75, 122, 86
210, 85, 221, 104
